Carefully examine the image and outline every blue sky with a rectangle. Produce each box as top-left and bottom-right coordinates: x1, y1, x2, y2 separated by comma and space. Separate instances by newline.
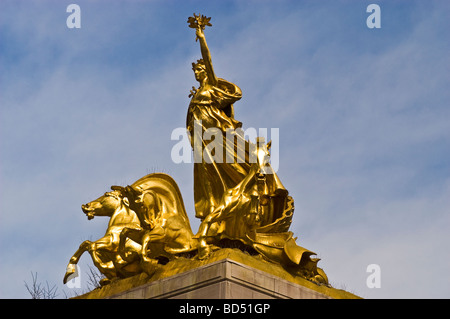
1, 0, 449, 298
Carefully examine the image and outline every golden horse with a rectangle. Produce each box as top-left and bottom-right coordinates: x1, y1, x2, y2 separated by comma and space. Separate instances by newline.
63, 173, 196, 284
112, 173, 197, 269
63, 189, 142, 285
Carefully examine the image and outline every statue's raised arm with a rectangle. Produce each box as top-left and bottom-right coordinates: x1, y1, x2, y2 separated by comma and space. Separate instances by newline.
188, 14, 218, 86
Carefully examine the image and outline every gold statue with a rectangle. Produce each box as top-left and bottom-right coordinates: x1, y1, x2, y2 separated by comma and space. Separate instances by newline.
63, 14, 329, 288
186, 14, 327, 283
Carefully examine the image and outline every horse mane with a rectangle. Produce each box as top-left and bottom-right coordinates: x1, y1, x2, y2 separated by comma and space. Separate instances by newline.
131, 173, 192, 232
140, 189, 162, 219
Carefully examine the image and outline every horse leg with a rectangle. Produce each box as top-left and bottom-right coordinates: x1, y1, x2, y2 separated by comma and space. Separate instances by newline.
85, 235, 120, 280
197, 209, 223, 259
89, 250, 117, 280
119, 227, 143, 261
140, 227, 165, 263
164, 224, 195, 253
63, 240, 92, 284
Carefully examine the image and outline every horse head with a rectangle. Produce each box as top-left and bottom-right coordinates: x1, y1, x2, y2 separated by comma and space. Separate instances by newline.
111, 185, 160, 229
81, 190, 129, 220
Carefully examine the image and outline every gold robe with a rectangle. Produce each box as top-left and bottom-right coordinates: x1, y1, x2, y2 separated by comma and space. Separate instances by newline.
186, 78, 287, 227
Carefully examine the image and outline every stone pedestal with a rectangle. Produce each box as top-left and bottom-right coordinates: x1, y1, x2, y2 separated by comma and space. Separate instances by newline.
76, 248, 360, 299
109, 258, 329, 299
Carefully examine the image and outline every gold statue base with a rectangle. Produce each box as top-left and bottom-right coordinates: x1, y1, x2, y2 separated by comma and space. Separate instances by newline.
74, 248, 360, 299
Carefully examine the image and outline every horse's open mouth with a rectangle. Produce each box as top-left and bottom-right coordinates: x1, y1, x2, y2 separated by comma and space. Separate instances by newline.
82, 204, 95, 220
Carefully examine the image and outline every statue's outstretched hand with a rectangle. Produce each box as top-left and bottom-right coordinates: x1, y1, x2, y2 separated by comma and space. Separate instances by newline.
195, 27, 205, 42
188, 14, 211, 41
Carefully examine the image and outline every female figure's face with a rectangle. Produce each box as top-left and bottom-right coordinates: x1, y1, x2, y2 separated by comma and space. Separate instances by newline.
194, 66, 207, 83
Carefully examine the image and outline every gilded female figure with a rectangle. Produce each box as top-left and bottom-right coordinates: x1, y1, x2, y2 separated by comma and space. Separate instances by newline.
186, 15, 293, 253
186, 18, 252, 221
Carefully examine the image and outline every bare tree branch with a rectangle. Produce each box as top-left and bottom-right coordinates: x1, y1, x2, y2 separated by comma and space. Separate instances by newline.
24, 271, 58, 299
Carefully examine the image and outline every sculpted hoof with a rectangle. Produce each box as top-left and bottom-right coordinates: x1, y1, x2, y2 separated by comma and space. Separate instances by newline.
63, 263, 77, 284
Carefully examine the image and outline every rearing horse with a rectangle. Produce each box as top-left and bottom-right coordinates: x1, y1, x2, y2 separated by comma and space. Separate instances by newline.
63, 190, 142, 284
113, 173, 197, 265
